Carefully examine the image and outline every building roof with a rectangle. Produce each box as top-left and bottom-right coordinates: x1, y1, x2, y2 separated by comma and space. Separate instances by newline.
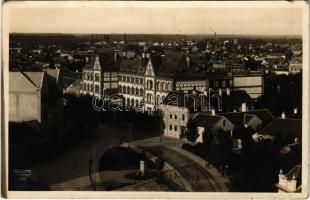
219, 109, 274, 128
84, 51, 120, 72
9, 71, 45, 92
258, 118, 302, 140
191, 113, 223, 128
284, 164, 301, 180
120, 58, 149, 75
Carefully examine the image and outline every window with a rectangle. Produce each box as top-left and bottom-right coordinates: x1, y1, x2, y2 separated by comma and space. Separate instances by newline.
140, 78, 144, 84
182, 114, 185, 121
135, 77, 139, 83
175, 126, 177, 131
170, 114, 172, 119
175, 115, 177, 119
170, 125, 172, 130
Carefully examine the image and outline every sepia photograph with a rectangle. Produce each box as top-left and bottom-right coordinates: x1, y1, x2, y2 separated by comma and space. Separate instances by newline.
1, 1, 309, 199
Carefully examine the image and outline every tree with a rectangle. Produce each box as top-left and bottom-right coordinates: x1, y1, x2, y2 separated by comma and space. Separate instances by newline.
186, 119, 199, 142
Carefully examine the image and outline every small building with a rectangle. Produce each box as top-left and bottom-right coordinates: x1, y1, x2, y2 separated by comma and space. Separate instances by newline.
191, 112, 234, 143
161, 91, 208, 139
9, 69, 63, 140
289, 57, 302, 74
252, 116, 302, 148
219, 109, 274, 131
276, 165, 301, 193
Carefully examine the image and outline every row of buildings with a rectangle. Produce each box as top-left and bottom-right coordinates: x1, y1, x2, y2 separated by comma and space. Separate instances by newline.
78, 49, 264, 113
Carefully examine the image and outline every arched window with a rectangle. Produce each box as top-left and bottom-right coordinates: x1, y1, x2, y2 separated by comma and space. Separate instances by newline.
161, 82, 164, 91
127, 98, 130, 106
122, 86, 126, 93
182, 114, 185, 121
162, 82, 166, 91
140, 88, 143, 96
157, 81, 160, 90
167, 82, 170, 91
127, 86, 130, 94
90, 84, 93, 91
131, 98, 135, 106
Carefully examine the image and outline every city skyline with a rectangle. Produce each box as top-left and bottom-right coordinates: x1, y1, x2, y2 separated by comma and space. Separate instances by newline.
7, 2, 304, 36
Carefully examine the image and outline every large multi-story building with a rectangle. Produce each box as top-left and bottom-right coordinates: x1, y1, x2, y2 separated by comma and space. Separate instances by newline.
82, 49, 264, 113
80, 50, 120, 97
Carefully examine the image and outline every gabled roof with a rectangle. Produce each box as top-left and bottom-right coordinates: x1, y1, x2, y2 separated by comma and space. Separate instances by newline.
84, 51, 120, 72
191, 113, 224, 128
120, 58, 148, 75
9, 72, 45, 92
258, 118, 302, 139
98, 51, 120, 72
284, 164, 301, 181
219, 109, 274, 127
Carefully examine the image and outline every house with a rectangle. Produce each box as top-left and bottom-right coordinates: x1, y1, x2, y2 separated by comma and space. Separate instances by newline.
276, 165, 301, 193
252, 116, 302, 149
219, 109, 274, 131
191, 112, 234, 143
289, 57, 302, 74
9, 69, 63, 140
80, 50, 120, 97
161, 91, 208, 139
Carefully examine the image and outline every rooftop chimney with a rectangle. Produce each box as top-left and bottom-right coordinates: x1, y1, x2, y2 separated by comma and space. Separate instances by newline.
227, 88, 231, 96
281, 112, 286, 119
211, 109, 216, 116
294, 108, 298, 114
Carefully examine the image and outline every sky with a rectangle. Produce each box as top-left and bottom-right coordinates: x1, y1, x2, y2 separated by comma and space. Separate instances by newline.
8, 2, 304, 36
